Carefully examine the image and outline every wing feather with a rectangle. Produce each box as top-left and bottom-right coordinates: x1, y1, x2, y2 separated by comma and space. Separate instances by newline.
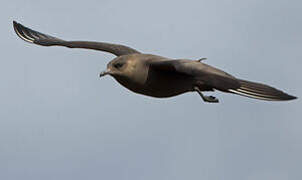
13, 21, 140, 56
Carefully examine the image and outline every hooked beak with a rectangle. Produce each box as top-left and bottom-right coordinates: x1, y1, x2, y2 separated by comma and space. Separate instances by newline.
99, 69, 110, 78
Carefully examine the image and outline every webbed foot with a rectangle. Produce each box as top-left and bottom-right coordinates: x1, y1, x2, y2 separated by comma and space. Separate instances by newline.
203, 95, 219, 103
194, 87, 219, 103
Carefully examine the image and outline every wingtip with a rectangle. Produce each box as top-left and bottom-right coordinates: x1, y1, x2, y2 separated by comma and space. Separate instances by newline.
13, 20, 20, 31
13, 21, 35, 43
13, 20, 18, 32
287, 95, 297, 101
278, 92, 297, 101
13, 20, 22, 40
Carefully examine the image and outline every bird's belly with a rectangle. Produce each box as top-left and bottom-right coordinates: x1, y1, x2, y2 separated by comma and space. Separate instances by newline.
143, 81, 192, 97
125, 82, 191, 98
128, 73, 193, 98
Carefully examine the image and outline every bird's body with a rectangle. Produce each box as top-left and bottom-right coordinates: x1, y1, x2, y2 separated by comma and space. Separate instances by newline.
13, 21, 297, 102
109, 54, 235, 98
108, 54, 192, 97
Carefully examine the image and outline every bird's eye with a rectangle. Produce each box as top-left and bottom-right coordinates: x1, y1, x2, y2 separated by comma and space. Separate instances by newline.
114, 62, 124, 69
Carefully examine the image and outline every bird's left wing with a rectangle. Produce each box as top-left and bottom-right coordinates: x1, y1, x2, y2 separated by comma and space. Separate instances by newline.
149, 60, 241, 91
13, 21, 140, 56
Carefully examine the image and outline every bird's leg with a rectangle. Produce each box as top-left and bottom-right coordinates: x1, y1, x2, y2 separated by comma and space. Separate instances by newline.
197, 58, 207, 62
193, 87, 219, 103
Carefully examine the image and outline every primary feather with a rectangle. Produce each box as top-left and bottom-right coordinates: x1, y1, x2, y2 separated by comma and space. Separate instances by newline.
229, 79, 296, 101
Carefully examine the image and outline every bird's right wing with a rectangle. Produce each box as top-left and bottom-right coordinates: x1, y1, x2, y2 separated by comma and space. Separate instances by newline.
13, 21, 140, 56
150, 60, 297, 101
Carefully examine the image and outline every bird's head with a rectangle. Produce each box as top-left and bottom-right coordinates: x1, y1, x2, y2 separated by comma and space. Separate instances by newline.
99, 55, 148, 84
100, 56, 128, 78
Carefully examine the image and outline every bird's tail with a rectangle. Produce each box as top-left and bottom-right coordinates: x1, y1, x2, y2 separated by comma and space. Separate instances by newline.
228, 79, 297, 101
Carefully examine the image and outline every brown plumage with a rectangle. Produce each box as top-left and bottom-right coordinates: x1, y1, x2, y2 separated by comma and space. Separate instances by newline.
13, 21, 297, 103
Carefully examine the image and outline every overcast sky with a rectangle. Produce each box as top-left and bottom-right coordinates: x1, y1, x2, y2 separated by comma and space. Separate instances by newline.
1, 0, 301, 180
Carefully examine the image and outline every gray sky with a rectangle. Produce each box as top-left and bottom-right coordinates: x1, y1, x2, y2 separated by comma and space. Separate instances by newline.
1, 0, 301, 179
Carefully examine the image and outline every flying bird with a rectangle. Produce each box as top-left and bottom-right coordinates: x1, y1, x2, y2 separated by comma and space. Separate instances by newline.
13, 21, 297, 103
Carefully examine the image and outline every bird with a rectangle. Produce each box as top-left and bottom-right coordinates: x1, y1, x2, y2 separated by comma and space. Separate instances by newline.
13, 21, 297, 103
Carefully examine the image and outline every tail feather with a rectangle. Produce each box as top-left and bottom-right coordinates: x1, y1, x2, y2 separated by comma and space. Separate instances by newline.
229, 79, 297, 101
